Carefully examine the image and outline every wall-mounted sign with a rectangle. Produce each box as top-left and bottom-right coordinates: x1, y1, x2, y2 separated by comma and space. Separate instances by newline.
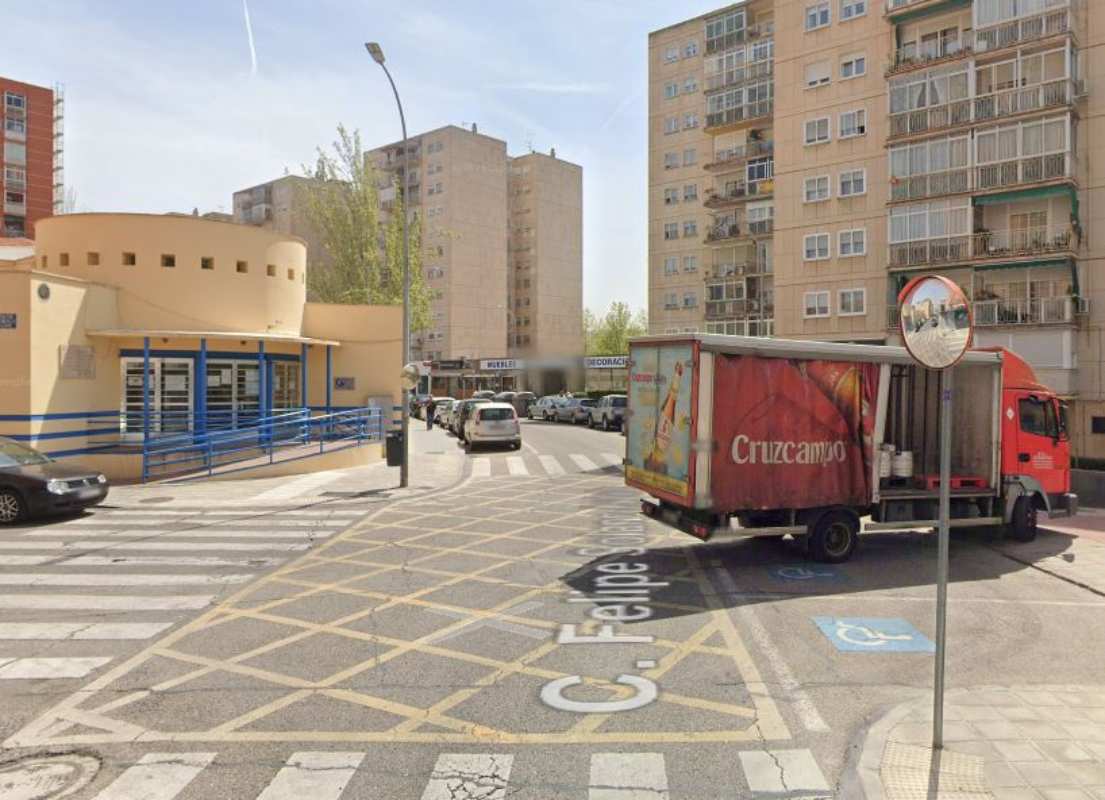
584, 356, 628, 369
0, 313, 16, 329
334, 376, 356, 391
480, 359, 523, 371
433, 359, 464, 371
58, 345, 95, 380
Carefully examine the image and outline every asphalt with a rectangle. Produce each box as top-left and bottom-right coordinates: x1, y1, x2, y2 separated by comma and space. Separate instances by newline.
1, 419, 1104, 799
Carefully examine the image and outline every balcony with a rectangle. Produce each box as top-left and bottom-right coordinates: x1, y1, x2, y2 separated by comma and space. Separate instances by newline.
889, 224, 1075, 268
889, 236, 971, 268
890, 99, 972, 138
704, 140, 773, 172
888, 39, 970, 76
975, 5, 1073, 55
886, 0, 959, 18
973, 295, 1082, 326
890, 168, 971, 202
703, 179, 774, 208
705, 101, 773, 133
705, 219, 774, 244
973, 79, 1082, 124
705, 21, 774, 55
975, 152, 1072, 192
705, 60, 774, 92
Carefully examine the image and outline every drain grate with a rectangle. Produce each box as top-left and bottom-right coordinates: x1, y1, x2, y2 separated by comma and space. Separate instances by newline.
0, 754, 100, 800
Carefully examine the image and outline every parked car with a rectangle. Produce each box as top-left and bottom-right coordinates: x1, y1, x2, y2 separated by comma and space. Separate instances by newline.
555, 397, 595, 424
530, 396, 559, 421
589, 394, 627, 430
0, 437, 110, 524
433, 398, 456, 427
464, 403, 521, 451
453, 398, 491, 441
512, 391, 536, 417
471, 390, 496, 400
492, 391, 516, 404
409, 394, 431, 420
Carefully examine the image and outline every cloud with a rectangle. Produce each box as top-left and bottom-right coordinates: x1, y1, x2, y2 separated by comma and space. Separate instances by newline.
486, 81, 610, 95
242, 0, 258, 75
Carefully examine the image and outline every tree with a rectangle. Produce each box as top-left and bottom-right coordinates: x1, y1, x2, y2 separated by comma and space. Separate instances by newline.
585, 302, 647, 355
300, 125, 430, 332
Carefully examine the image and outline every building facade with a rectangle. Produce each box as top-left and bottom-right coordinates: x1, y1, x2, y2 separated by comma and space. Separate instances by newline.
0, 77, 61, 238
650, 0, 1105, 459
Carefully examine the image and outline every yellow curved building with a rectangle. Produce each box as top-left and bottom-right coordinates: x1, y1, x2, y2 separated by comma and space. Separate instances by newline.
0, 213, 401, 480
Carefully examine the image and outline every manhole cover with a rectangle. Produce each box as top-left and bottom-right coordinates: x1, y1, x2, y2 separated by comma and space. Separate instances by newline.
0, 754, 99, 800
139, 497, 175, 505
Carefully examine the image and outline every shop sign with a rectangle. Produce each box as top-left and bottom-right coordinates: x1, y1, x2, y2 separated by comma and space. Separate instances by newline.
434, 359, 464, 371
334, 376, 356, 391
584, 356, 628, 369
480, 359, 523, 371
0, 313, 16, 329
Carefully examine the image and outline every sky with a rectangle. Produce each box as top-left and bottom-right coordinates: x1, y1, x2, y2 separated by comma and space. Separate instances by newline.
6, 0, 733, 316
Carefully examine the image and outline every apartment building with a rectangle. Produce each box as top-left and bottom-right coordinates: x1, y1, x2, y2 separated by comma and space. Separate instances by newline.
649, 2, 777, 338
233, 176, 330, 285
0, 77, 62, 238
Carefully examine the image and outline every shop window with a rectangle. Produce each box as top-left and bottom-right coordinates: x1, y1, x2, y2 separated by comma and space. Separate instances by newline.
87, 252, 100, 266
201, 256, 214, 270
161, 254, 176, 268
266, 264, 276, 277
123, 252, 136, 266
1092, 417, 1105, 434
59, 252, 70, 267
236, 260, 248, 273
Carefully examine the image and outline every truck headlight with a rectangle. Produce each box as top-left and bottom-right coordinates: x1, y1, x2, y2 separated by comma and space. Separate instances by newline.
96, 474, 108, 484
46, 479, 68, 495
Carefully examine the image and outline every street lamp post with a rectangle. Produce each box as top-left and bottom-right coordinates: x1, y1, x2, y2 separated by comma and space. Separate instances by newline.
366, 41, 411, 489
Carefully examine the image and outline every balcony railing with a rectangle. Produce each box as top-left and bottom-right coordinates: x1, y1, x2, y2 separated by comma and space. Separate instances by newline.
975, 6, 1072, 54
974, 79, 1079, 124
888, 40, 969, 75
703, 179, 774, 208
890, 225, 1074, 267
704, 140, 773, 171
972, 296, 1079, 326
705, 60, 774, 92
706, 101, 773, 130
707, 258, 771, 279
886, 0, 941, 12
975, 152, 1072, 191
705, 220, 774, 243
890, 99, 972, 138
706, 299, 748, 319
890, 168, 971, 202
889, 236, 971, 268
705, 22, 774, 55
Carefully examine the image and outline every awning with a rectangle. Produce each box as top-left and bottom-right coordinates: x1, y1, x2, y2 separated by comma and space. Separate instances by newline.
973, 256, 1079, 295
85, 329, 341, 347
891, 0, 970, 25
973, 184, 1079, 224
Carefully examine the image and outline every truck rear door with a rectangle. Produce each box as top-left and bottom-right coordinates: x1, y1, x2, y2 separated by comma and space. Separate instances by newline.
1013, 392, 1066, 494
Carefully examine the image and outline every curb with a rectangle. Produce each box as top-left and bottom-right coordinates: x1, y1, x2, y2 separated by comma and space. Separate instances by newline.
855, 692, 927, 800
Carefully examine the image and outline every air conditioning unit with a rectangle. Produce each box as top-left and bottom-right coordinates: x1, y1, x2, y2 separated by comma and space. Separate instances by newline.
1075, 297, 1091, 315
1074, 79, 1088, 98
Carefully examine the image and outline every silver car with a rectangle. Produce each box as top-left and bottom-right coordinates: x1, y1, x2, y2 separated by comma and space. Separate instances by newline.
588, 394, 627, 430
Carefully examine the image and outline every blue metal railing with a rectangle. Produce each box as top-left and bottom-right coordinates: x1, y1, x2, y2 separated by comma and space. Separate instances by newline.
140, 406, 384, 481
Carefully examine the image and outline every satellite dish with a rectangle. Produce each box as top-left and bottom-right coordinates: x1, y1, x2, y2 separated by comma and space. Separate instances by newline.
400, 362, 420, 391
899, 275, 973, 370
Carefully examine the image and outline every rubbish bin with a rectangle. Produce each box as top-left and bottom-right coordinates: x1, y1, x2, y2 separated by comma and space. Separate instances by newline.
386, 431, 403, 467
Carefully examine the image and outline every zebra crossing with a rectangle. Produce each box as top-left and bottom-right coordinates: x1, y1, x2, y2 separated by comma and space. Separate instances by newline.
75, 748, 830, 799
0, 501, 368, 683
468, 451, 623, 480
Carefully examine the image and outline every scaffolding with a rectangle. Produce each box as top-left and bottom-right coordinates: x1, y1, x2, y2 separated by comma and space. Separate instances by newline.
53, 83, 64, 215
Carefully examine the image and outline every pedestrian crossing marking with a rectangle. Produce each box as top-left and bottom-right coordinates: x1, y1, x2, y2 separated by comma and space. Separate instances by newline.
0, 554, 53, 565
506, 456, 529, 476
0, 572, 254, 587
0, 540, 310, 552
26, 530, 333, 540
421, 753, 514, 800
538, 454, 565, 475
68, 555, 285, 568
600, 452, 623, 467
89, 752, 216, 800
471, 457, 491, 477
255, 751, 366, 800
0, 622, 173, 640
590, 752, 669, 799
0, 594, 214, 611
739, 749, 831, 793
0, 657, 112, 680
570, 453, 599, 471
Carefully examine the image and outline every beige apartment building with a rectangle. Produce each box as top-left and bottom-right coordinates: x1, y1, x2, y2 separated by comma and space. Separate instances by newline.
233, 175, 331, 287
650, 0, 1105, 459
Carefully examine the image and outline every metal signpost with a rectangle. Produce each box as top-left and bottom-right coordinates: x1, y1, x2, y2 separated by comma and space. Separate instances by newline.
897, 274, 974, 750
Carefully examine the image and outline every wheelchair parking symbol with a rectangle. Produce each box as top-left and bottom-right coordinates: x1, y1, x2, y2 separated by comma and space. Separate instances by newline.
771, 566, 842, 583
813, 616, 935, 653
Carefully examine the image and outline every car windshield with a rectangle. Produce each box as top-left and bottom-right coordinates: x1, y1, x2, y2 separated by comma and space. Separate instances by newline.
479, 408, 514, 421
580, 399, 596, 407
611, 397, 627, 407
0, 440, 51, 468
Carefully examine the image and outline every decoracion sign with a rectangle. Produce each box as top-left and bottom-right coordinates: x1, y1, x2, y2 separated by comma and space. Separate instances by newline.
334, 376, 356, 391
479, 359, 523, 371
0, 313, 16, 329
584, 356, 628, 369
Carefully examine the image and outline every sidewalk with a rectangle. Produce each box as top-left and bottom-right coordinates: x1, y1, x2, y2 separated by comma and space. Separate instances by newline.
104, 426, 466, 507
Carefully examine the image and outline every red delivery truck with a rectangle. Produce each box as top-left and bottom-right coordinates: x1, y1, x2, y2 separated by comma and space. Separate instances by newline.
625, 334, 1077, 563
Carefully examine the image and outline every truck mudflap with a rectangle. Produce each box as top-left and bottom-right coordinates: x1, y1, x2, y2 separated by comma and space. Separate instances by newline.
1048, 492, 1078, 518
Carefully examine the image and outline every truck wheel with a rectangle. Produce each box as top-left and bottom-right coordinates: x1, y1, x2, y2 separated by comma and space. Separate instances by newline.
1007, 495, 1038, 542
809, 510, 858, 563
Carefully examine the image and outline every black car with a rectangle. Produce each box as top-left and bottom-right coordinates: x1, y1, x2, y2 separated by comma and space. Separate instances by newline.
0, 437, 110, 524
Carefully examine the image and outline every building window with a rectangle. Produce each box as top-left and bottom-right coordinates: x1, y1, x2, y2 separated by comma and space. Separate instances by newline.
683, 220, 698, 237
664, 82, 678, 99
40, 255, 47, 268
839, 228, 867, 256
1092, 417, 1105, 435
805, 1, 830, 31
840, 109, 867, 138
3, 141, 26, 165
683, 291, 697, 308
236, 260, 248, 274
803, 291, 831, 318
839, 168, 867, 197
804, 233, 831, 261
161, 254, 175, 268
59, 253, 70, 267
266, 264, 276, 277
87, 252, 100, 266
747, 157, 773, 183
683, 184, 698, 201
804, 117, 831, 145
664, 223, 679, 240
287, 268, 295, 281
4, 190, 24, 205
664, 188, 679, 205
804, 60, 831, 88
4, 166, 26, 187
804, 175, 830, 203
123, 252, 136, 266
4, 117, 25, 136
4, 92, 25, 110
683, 112, 699, 129
682, 148, 697, 166
841, 0, 866, 20
664, 256, 678, 275
664, 116, 679, 134
664, 46, 679, 63
684, 41, 698, 58
664, 152, 679, 169
200, 256, 214, 270
664, 292, 678, 309
683, 255, 698, 272
841, 54, 867, 79
683, 76, 697, 93
839, 288, 867, 316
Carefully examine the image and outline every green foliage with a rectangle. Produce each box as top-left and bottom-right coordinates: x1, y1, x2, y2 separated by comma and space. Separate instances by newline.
301, 124, 431, 331
585, 301, 647, 355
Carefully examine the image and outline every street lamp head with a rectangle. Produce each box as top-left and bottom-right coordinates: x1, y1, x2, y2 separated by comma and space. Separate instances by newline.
365, 42, 385, 64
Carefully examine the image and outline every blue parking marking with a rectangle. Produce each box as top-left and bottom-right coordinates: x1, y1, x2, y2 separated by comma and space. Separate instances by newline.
769, 565, 844, 583
813, 616, 935, 653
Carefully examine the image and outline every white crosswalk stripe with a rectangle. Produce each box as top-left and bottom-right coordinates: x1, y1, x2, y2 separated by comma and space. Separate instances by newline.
89, 752, 216, 800
0, 540, 310, 552
0, 656, 112, 680
0, 572, 254, 587
66, 555, 285, 568
0, 594, 214, 611
506, 456, 529, 476
570, 453, 599, 471
538, 454, 565, 475
589, 752, 669, 799
249, 472, 346, 502
739, 749, 831, 793
421, 754, 514, 800
25, 529, 334, 540
0, 554, 53, 565
600, 452, 623, 467
0, 622, 174, 640
471, 457, 491, 477
255, 752, 365, 800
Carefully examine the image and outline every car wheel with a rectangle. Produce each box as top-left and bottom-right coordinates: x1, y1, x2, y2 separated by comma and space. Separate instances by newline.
0, 488, 26, 525
588, 416, 594, 428
513, 440, 521, 450
1007, 495, 1038, 542
602, 415, 610, 431
809, 510, 859, 563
